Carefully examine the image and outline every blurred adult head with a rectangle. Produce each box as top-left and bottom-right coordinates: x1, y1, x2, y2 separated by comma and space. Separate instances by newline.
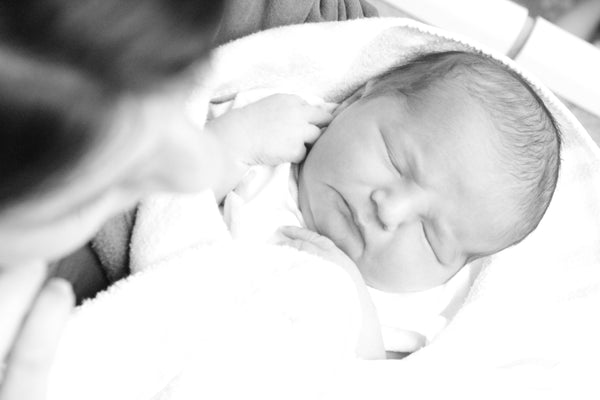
0, 0, 225, 264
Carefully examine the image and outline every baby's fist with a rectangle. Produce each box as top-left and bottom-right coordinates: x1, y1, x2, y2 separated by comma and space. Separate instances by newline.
277, 226, 357, 274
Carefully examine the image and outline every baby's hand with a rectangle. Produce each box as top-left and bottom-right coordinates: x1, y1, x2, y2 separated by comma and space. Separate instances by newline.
215, 94, 333, 166
277, 226, 358, 276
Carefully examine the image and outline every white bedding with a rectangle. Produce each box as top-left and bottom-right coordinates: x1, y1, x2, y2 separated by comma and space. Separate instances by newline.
49, 18, 600, 400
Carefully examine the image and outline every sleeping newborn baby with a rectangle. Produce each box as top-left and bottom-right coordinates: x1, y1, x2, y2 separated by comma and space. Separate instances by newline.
220, 50, 561, 355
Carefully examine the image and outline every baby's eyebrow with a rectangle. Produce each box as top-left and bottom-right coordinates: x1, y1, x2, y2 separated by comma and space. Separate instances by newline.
421, 222, 442, 264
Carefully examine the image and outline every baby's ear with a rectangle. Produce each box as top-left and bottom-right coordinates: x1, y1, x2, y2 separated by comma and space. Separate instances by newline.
333, 80, 374, 117
362, 78, 379, 95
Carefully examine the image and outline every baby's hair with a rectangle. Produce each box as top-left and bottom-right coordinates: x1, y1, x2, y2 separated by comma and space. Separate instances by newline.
0, 0, 224, 210
368, 51, 561, 249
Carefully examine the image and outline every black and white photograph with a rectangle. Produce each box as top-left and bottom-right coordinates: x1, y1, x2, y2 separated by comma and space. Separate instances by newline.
1, 0, 599, 399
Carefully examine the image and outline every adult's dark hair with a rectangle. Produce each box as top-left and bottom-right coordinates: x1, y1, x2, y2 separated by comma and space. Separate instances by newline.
369, 51, 561, 249
0, 0, 224, 210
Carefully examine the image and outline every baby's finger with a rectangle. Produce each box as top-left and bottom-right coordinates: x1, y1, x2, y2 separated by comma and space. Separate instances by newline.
279, 226, 329, 246
304, 105, 333, 128
384, 329, 427, 354
301, 124, 323, 146
0, 263, 46, 359
277, 238, 321, 255
287, 144, 308, 164
0, 278, 74, 400
279, 225, 314, 239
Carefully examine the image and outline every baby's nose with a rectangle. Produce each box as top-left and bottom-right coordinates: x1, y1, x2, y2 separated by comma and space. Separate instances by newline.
370, 186, 421, 231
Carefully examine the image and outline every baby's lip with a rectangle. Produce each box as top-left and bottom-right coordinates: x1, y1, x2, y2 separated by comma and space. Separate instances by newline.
347, 201, 365, 236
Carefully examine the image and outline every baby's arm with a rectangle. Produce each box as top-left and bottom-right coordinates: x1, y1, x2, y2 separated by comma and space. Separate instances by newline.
278, 226, 386, 360
203, 94, 332, 201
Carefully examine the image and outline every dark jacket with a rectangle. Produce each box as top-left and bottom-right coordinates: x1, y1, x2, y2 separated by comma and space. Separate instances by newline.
216, 0, 378, 44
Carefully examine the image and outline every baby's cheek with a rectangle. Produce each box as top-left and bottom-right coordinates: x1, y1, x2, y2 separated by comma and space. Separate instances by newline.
359, 226, 436, 291
323, 215, 363, 262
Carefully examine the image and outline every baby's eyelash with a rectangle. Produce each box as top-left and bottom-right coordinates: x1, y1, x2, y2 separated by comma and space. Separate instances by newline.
421, 221, 444, 266
380, 132, 403, 175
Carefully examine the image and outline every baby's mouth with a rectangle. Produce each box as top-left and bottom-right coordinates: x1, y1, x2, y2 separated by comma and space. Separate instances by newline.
346, 199, 366, 240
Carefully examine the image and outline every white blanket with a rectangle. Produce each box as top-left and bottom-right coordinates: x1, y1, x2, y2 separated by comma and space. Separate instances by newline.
49, 18, 600, 400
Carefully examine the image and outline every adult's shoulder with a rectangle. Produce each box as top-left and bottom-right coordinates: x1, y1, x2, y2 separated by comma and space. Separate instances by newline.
215, 0, 378, 45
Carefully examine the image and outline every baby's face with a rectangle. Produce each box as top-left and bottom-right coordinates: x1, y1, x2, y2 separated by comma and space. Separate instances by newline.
298, 85, 509, 292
